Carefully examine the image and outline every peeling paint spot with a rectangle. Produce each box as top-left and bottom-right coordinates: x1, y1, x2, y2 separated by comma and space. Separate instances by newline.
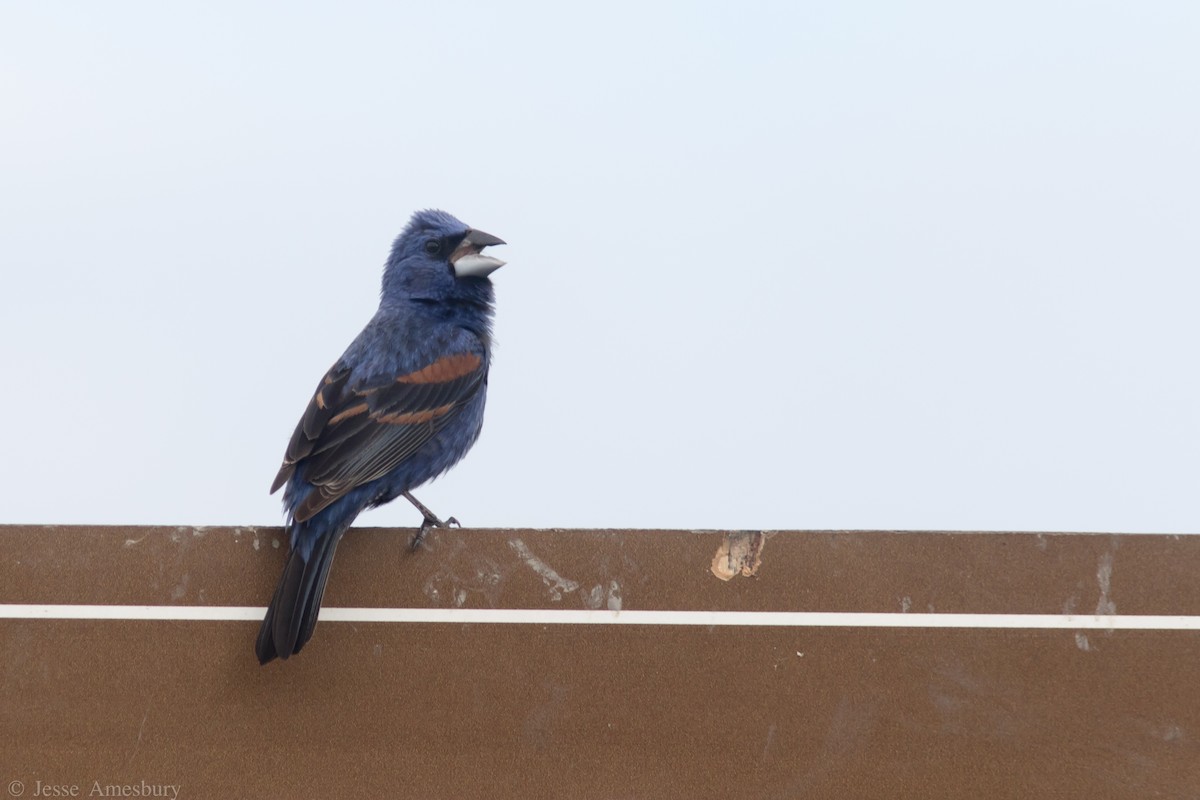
422, 547, 509, 608
508, 538, 579, 601
123, 534, 147, 548
1095, 552, 1116, 615
580, 581, 623, 611
373, 644, 383, 657
710, 531, 766, 581
760, 723, 777, 761
582, 585, 604, 610
900, 596, 912, 613
127, 704, 150, 766
1075, 633, 1091, 652
523, 682, 571, 752
473, 561, 504, 594
171, 573, 189, 601
607, 580, 622, 612
252, 537, 261, 551
272, 539, 281, 549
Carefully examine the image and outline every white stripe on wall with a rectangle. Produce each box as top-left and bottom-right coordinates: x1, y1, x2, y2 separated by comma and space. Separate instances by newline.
1, 605, 1199, 630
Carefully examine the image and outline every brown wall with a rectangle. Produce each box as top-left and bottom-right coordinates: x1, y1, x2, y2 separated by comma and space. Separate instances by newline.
1, 525, 1198, 798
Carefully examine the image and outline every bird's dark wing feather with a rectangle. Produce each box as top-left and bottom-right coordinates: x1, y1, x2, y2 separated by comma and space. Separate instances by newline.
270, 351, 486, 521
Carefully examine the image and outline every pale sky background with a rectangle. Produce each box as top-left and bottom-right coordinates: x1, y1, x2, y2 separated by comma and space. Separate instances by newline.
2, 2, 1197, 533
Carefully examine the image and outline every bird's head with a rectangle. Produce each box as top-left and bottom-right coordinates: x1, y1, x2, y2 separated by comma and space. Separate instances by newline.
382, 209, 506, 305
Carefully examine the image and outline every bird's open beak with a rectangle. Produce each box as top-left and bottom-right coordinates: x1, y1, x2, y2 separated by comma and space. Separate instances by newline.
451, 229, 506, 278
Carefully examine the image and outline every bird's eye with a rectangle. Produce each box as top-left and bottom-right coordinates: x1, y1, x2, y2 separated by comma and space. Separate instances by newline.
423, 239, 442, 255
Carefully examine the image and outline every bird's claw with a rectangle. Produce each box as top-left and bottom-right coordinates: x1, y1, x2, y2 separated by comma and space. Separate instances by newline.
408, 512, 460, 552
402, 490, 460, 552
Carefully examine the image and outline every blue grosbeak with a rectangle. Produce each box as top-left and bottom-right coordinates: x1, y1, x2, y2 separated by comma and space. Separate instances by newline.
256, 210, 505, 664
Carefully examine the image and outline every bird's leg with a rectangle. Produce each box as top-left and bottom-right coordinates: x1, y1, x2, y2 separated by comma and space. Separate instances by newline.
403, 490, 460, 550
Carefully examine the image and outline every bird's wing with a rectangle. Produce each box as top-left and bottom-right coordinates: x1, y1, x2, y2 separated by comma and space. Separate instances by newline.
270, 349, 486, 522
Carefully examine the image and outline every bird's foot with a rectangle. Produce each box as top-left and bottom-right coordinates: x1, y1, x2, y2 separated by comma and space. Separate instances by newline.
403, 491, 460, 551
410, 514, 459, 551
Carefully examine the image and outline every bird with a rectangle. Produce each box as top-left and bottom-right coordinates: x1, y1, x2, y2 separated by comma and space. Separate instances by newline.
255, 209, 505, 664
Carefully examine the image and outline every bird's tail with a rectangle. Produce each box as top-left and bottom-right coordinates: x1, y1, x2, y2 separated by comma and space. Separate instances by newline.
255, 526, 344, 665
